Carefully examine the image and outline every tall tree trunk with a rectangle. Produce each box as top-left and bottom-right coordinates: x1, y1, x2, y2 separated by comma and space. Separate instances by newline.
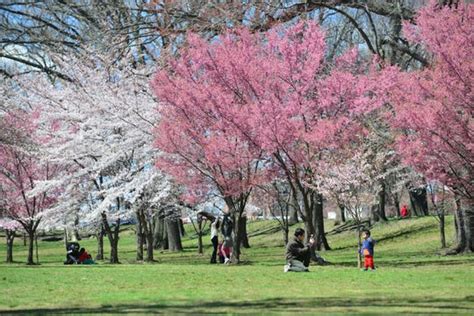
27, 230, 35, 265
35, 234, 39, 264
22, 220, 40, 265
393, 192, 401, 217
137, 207, 155, 262
145, 230, 154, 262
357, 225, 362, 269
409, 187, 429, 216
96, 224, 104, 260
136, 216, 144, 261
338, 204, 346, 223
388, 7, 402, 66
313, 193, 330, 251
370, 204, 380, 223
101, 212, 120, 264
439, 210, 446, 249
289, 196, 299, 224
179, 218, 186, 237
6, 230, 15, 263
153, 215, 166, 250
231, 213, 242, 263
378, 181, 388, 221
302, 192, 315, 245
450, 196, 473, 254
197, 219, 203, 254
73, 213, 81, 241
465, 206, 474, 252
283, 228, 289, 246
162, 227, 169, 251
239, 216, 250, 248
166, 219, 183, 251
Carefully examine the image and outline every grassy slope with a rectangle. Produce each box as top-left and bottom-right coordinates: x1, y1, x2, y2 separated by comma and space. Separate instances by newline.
0, 216, 473, 314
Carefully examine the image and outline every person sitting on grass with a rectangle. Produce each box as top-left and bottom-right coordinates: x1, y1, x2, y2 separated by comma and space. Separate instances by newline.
360, 230, 376, 271
284, 228, 315, 272
78, 247, 95, 264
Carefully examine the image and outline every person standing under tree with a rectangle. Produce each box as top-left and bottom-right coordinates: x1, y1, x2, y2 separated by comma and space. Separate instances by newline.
210, 218, 219, 264
360, 230, 376, 271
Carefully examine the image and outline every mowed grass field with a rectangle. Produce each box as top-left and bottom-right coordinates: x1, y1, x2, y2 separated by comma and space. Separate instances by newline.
1, 216, 473, 314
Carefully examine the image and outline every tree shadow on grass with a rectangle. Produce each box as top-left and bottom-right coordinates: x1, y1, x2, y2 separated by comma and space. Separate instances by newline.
332, 223, 438, 251
2, 296, 473, 315
331, 257, 474, 268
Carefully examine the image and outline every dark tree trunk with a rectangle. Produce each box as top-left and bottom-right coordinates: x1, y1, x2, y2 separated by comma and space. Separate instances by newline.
6, 229, 15, 263
239, 216, 250, 248
179, 218, 186, 237
393, 192, 401, 217
313, 193, 330, 251
370, 204, 380, 223
73, 214, 81, 241
197, 219, 203, 254
101, 213, 120, 264
357, 225, 362, 269
137, 207, 155, 262
301, 191, 315, 245
96, 224, 104, 261
35, 234, 39, 264
454, 198, 466, 249
338, 204, 346, 223
409, 187, 429, 216
153, 215, 168, 250
289, 196, 299, 224
162, 228, 169, 251
136, 217, 144, 261
388, 8, 402, 66
27, 230, 35, 265
439, 210, 446, 249
304, 218, 316, 244
166, 219, 183, 251
378, 181, 388, 221
231, 213, 242, 263
466, 206, 474, 252
21, 220, 40, 265
145, 231, 154, 261
283, 228, 289, 245
450, 197, 473, 254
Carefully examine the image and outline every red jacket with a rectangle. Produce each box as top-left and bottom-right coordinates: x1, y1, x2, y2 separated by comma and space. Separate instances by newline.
78, 251, 91, 263
401, 206, 409, 217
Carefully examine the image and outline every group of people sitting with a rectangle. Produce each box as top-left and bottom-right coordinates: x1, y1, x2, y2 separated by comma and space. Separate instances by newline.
64, 242, 95, 264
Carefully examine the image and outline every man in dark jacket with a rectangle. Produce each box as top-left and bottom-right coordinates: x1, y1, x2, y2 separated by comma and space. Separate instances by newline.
284, 228, 315, 272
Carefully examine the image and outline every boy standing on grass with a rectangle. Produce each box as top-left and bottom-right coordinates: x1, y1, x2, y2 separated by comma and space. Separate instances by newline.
360, 230, 376, 271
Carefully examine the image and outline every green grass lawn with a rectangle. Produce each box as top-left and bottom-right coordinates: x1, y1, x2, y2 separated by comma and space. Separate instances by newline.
1, 216, 473, 314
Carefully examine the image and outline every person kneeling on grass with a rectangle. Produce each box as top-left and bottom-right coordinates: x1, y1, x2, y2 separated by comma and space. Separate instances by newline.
284, 228, 315, 272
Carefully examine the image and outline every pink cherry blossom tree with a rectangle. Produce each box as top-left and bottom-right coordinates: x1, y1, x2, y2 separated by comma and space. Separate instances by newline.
153, 20, 388, 252
386, 1, 473, 253
152, 60, 266, 262
0, 111, 60, 264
